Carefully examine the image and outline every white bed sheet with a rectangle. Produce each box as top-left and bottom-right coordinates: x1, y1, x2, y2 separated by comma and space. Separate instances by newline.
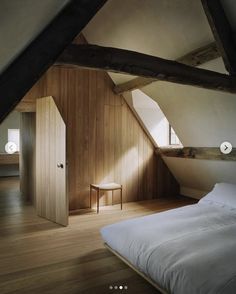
101, 202, 236, 294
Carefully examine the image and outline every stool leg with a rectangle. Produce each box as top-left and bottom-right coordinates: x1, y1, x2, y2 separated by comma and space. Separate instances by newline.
90, 186, 92, 209
112, 190, 114, 205
120, 187, 123, 210
97, 189, 100, 214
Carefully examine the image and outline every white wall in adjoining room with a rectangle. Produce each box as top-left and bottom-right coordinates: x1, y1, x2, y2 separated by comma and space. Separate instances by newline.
0, 111, 20, 177
0, 111, 20, 153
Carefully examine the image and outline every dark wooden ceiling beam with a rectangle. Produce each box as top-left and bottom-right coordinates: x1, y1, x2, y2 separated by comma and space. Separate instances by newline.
113, 42, 220, 94
0, 0, 108, 123
201, 0, 236, 75
157, 147, 236, 161
56, 44, 236, 94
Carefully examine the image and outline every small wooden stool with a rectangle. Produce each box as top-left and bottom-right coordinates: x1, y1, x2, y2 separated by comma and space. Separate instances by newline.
90, 183, 122, 213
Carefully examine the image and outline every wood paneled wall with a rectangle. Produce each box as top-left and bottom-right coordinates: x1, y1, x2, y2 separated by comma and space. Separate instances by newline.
20, 113, 36, 203
23, 66, 179, 210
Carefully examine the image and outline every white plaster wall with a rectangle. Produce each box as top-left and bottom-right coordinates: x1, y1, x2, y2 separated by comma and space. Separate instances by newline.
0, 111, 20, 153
163, 157, 236, 198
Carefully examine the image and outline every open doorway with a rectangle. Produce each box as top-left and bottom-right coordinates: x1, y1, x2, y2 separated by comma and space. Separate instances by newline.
0, 111, 20, 177
0, 109, 36, 212
0, 111, 21, 208
0, 96, 68, 227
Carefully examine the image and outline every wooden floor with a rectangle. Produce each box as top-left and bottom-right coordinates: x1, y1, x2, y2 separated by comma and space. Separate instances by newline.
0, 177, 197, 294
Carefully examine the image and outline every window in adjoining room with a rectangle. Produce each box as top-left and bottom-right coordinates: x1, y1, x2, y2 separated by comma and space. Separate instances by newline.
8, 129, 20, 152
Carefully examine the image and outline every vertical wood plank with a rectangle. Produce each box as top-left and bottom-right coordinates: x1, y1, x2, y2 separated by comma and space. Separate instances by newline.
95, 71, 105, 205
88, 70, 97, 208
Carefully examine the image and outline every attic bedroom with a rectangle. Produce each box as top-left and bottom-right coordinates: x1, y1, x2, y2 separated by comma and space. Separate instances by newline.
1, 0, 236, 293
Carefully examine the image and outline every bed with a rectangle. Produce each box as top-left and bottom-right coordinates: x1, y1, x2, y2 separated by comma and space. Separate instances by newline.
100, 183, 236, 294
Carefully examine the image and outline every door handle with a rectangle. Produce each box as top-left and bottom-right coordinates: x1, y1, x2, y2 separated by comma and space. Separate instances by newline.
57, 163, 64, 169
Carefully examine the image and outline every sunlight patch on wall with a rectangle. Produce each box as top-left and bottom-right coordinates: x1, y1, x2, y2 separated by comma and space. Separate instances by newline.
101, 146, 140, 185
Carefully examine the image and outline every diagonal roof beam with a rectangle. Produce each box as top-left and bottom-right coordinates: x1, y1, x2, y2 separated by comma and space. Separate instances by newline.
56, 44, 236, 94
113, 42, 220, 94
201, 0, 236, 75
0, 0, 108, 123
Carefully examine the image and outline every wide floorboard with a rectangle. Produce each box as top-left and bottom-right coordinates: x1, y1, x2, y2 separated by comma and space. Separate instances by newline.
0, 177, 196, 294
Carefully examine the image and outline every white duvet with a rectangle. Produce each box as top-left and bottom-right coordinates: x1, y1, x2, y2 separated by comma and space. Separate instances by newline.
101, 198, 236, 293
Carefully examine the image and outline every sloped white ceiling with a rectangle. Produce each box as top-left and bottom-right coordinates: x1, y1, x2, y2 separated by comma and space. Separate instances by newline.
84, 0, 213, 56
0, 0, 69, 74
84, 0, 236, 198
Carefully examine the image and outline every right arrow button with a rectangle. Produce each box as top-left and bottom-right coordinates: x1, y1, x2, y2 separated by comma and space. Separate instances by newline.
220, 141, 232, 154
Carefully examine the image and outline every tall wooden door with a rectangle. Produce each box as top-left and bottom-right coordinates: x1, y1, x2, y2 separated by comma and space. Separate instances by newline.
36, 96, 68, 226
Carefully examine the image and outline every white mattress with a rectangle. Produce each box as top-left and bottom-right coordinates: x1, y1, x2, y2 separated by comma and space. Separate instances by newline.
101, 202, 236, 294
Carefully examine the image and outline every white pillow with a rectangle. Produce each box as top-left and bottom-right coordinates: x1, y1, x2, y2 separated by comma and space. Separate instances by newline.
199, 183, 236, 208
